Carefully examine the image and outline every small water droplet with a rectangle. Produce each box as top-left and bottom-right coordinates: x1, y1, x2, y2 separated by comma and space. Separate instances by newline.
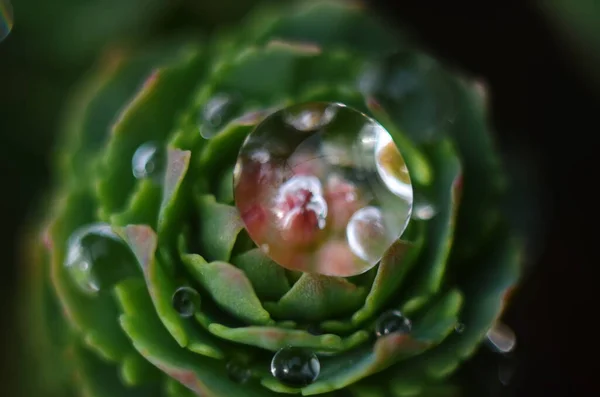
0, 0, 14, 43
226, 360, 251, 384
234, 102, 413, 277
64, 224, 138, 295
172, 287, 201, 318
199, 93, 243, 139
486, 323, 516, 353
411, 194, 437, 220
375, 309, 412, 337
270, 347, 320, 388
455, 322, 466, 333
132, 142, 165, 182
359, 51, 456, 142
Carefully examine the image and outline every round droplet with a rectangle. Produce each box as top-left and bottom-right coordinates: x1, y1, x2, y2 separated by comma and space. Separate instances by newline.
226, 360, 252, 384
0, 0, 14, 42
199, 92, 243, 139
411, 194, 437, 220
359, 51, 456, 143
375, 310, 412, 337
234, 102, 413, 277
132, 142, 165, 182
172, 287, 201, 318
486, 322, 516, 353
64, 224, 138, 295
270, 347, 320, 388
454, 322, 466, 334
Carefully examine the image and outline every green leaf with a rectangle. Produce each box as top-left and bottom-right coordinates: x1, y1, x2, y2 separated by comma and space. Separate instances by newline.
181, 254, 272, 325
247, 0, 402, 56
96, 47, 205, 216
119, 304, 278, 397
264, 274, 367, 323
195, 195, 245, 262
208, 323, 369, 353
71, 343, 161, 397
109, 179, 162, 226
231, 248, 291, 301
405, 139, 462, 297
352, 234, 425, 326
158, 148, 191, 239
120, 353, 162, 387
117, 226, 225, 359
47, 189, 131, 362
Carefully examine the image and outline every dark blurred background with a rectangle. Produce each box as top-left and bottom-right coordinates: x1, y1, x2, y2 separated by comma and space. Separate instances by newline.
0, 0, 595, 396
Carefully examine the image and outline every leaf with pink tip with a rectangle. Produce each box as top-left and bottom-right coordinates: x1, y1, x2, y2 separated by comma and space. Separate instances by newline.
181, 254, 272, 325
158, 148, 191, 239
117, 225, 225, 359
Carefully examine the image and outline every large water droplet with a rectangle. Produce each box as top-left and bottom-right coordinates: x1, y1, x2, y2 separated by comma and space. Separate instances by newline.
375, 309, 412, 337
226, 360, 252, 384
270, 347, 320, 388
64, 224, 138, 295
199, 93, 243, 139
132, 142, 165, 182
359, 51, 456, 143
234, 102, 413, 277
486, 323, 516, 353
171, 286, 201, 318
0, 0, 14, 43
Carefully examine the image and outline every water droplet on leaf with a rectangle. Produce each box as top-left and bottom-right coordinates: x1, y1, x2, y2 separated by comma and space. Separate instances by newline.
226, 360, 251, 384
0, 0, 14, 43
271, 347, 320, 388
486, 322, 516, 353
132, 142, 165, 182
359, 51, 456, 143
411, 193, 437, 220
199, 92, 243, 139
375, 309, 412, 337
64, 224, 138, 295
172, 287, 201, 318
234, 102, 413, 277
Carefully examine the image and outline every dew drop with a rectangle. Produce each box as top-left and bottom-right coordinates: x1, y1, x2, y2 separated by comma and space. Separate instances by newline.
0, 0, 14, 43
172, 287, 201, 318
375, 309, 412, 337
226, 360, 252, 384
454, 322, 466, 334
486, 322, 516, 353
234, 102, 413, 277
199, 92, 243, 139
411, 196, 437, 220
64, 224, 138, 295
132, 142, 165, 182
270, 347, 320, 388
359, 51, 456, 143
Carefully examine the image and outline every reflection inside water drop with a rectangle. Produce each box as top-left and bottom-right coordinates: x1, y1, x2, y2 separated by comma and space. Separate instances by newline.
64, 224, 138, 295
270, 347, 320, 388
132, 142, 165, 182
172, 286, 201, 318
375, 309, 412, 337
199, 93, 243, 139
234, 102, 413, 277
0, 0, 14, 43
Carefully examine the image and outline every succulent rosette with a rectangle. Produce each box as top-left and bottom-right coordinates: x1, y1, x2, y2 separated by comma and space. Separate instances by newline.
22, 1, 523, 396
